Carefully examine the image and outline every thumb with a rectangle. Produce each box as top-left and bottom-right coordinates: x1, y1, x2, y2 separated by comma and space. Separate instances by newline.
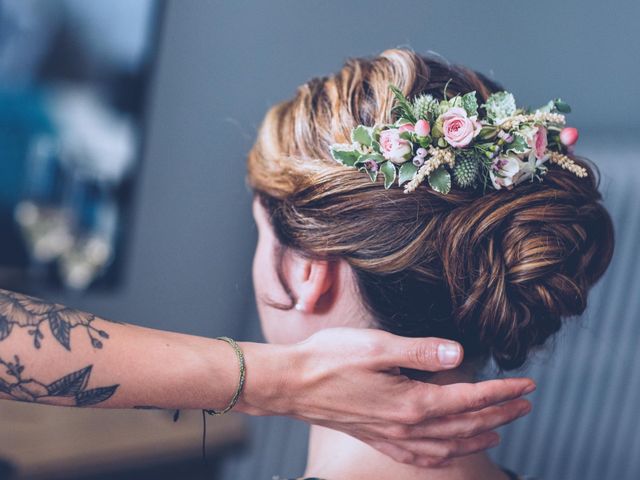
377, 333, 464, 372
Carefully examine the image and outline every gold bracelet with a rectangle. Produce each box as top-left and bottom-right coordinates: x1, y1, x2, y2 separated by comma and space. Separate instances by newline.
205, 336, 246, 416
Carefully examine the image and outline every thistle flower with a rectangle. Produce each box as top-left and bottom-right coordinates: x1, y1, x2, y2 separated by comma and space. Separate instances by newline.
453, 155, 479, 188
412, 94, 438, 121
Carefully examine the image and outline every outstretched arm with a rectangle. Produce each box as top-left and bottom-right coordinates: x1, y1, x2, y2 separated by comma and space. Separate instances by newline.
0, 288, 534, 466
0, 288, 242, 410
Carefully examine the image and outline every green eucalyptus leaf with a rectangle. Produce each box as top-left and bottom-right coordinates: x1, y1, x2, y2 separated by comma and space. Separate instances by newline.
364, 167, 379, 183
371, 140, 381, 152
462, 91, 478, 116
330, 147, 359, 167
449, 96, 463, 109
351, 126, 373, 146
537, 100, 555, 114
396, 118, 414, 126
428, 166, 451, 194
380, 161, 397, 189
478, 126, 498, 140
358, 163, 379, 183
398, 162, 418, 186
417, 136, 433, 148
399, 131, 413, 141
553, 98, 571, 113
507, 134, 530, 154
367, 169, 379, 183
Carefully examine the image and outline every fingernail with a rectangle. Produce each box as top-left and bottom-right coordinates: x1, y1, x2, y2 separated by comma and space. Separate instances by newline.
522, 383, 536, 395
520, 403, 532, 415
437, 343, 461, 367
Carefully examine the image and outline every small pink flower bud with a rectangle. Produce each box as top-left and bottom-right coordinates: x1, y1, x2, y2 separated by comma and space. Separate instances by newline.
560, 127, 579, 146
399, 123, 414, 133
363, 159, 379, 171
412, 156, 424, 167
415, 119, 431, 137
497, 130, 514, 143
416, 147, 428, 158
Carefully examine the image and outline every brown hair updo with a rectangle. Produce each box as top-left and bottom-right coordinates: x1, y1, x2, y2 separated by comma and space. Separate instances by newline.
247, 49, 614, 370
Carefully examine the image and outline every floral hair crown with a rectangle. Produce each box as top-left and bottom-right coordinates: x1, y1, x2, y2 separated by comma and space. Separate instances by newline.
329, 82, 586, 194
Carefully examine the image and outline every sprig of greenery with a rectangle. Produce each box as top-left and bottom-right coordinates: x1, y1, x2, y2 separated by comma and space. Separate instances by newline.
389, 84, 417, 123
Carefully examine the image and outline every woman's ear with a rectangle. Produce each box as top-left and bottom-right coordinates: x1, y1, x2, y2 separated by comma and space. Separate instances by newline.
287, 255, 333, 313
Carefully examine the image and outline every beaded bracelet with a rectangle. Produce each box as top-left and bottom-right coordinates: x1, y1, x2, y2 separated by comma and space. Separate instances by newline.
204, 336, 246, 416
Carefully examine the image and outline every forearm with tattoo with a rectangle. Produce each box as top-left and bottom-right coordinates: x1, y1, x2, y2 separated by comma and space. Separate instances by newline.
0, 288, 121, 407
0, 288, 239, 411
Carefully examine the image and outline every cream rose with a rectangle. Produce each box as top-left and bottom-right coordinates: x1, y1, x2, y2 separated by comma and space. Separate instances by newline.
379, 128, 412, 164
490, 155, 524, 190
442, 107, 481, 148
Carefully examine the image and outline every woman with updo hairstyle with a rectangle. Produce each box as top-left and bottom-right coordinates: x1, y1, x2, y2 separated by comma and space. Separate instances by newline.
249, 49, 614, 479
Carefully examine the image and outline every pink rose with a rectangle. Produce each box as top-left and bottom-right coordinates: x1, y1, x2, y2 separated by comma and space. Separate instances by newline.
442, 107, 481, 148
399, 123, 414, 133
527, 126, 548, 160
560, 127, 579, 146
379, 128, 412, 164
415, 119, 431, 137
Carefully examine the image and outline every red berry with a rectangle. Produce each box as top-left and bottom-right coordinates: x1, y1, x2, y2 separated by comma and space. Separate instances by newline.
560, 127, 579, 146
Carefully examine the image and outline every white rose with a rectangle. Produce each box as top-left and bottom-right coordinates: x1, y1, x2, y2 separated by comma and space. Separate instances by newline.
490, 155, 525, 190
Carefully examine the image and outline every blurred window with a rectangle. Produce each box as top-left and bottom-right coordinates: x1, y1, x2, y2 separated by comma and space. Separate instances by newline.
0, 0, 162, 290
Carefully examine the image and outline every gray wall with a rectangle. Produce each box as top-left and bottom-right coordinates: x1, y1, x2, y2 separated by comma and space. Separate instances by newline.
49, 1, 640, 478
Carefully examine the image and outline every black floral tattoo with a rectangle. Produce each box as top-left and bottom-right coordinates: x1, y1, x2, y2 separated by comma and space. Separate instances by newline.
0, 355, 118, 406
0, 289, 118, 350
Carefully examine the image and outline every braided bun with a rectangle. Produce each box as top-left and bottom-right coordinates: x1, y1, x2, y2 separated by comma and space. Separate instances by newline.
439, 168, 613, 368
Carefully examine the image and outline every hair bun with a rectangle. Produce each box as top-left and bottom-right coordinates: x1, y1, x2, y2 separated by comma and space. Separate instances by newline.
439, 168, 614, 369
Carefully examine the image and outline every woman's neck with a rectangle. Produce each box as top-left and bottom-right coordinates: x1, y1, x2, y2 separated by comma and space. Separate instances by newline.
302, 368, 509, 480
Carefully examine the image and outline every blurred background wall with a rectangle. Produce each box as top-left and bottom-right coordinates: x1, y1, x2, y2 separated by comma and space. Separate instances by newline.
1, 0, 639, 479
